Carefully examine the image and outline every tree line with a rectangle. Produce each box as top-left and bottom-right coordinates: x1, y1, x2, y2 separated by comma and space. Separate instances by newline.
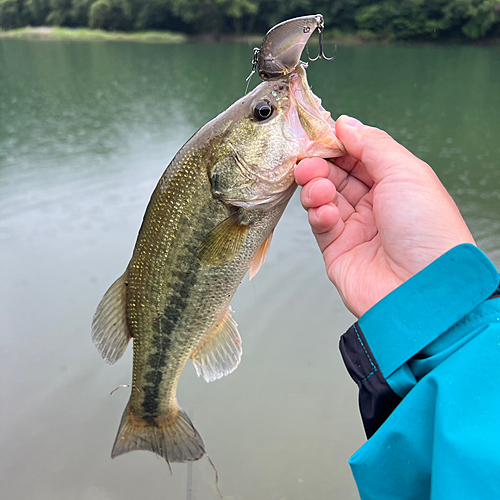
1, 0, 499, 41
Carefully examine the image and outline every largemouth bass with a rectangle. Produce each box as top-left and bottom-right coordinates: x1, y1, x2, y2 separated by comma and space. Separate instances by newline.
92, 64, 344, 464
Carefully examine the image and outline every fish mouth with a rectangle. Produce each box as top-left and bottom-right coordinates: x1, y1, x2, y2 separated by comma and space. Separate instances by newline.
287, 64, 346, 159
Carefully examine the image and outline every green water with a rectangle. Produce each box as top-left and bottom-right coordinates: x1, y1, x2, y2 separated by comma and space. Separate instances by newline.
1, 40, 499, 500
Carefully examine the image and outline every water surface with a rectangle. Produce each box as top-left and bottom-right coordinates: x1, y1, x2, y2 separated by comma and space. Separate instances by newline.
1, 40, 499, 500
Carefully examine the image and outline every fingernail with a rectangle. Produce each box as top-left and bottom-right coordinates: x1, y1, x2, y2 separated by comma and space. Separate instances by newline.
338, 115, 363, 127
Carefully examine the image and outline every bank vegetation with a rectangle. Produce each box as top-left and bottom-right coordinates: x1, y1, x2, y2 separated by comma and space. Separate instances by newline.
1, 0, 499, 42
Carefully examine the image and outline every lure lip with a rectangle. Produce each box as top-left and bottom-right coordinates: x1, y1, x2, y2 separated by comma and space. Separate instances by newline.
256, 14, 324, 81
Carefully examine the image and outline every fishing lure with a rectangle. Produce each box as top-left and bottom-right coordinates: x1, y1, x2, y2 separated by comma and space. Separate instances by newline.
246, 13, 336, 88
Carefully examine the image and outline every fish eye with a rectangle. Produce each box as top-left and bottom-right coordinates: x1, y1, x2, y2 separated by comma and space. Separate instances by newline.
253, 101, 274, 121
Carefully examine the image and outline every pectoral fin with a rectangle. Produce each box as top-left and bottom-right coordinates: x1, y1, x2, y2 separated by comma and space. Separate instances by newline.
249, 230, 274, 281
191, 307, 242, 382
91, 272, 132, 364
198, 216, 249, 266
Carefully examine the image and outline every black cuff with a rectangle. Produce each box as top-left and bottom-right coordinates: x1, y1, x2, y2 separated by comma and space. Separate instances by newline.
339, 323, 402, 438
489, 285, 500, 300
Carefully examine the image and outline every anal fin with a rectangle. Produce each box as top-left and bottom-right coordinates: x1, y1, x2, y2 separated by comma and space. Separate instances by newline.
91, 272, 131, 364
249, 230, 273, 280
191, 307, 242, 382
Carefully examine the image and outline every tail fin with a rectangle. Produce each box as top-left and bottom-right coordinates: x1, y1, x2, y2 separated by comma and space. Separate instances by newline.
111, 403, 205, 463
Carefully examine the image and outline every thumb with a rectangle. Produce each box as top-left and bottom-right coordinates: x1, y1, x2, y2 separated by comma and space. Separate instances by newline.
335, 115, 426, 183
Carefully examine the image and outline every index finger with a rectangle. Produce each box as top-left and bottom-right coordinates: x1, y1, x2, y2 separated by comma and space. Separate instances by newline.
335, 116, 431, 183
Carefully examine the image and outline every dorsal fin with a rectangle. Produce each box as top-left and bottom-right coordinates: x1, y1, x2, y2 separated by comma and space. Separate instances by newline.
191, 307, 242, 382
249, 230, 274, 280
91, 272, 132, 364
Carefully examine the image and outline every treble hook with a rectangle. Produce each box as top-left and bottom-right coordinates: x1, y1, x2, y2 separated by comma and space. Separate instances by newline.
307, 27, 336, 62
245, 47, 260, 94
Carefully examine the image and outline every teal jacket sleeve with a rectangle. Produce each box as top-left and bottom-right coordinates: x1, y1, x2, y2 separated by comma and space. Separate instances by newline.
339, 244, 500, 500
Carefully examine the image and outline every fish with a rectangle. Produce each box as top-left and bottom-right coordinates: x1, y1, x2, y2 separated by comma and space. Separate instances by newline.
92, 63, 345, 464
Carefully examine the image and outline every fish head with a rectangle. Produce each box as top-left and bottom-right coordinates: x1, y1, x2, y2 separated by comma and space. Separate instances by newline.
209, 65, 345, 211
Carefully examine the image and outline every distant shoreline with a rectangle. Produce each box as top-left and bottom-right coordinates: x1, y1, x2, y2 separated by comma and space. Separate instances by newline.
0, 27, 187, 43
0, 27, 362, 45
1, 26, 498, 46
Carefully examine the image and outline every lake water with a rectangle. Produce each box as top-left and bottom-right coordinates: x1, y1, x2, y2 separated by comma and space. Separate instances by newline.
1, 39, 499, 500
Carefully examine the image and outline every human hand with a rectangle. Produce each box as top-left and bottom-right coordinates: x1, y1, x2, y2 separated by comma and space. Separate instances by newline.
295, 116, 475, 318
